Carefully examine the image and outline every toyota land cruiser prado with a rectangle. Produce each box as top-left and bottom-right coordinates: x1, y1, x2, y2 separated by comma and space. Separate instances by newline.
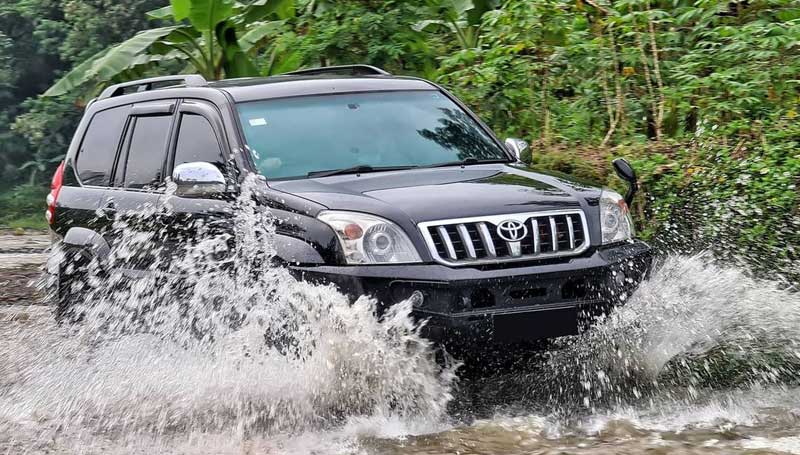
45, 64, 652, 351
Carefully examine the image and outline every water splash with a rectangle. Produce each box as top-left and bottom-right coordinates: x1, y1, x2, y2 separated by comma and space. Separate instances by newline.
4, 174, 800, 453
528, 253, 800, 413
0, 176, 455, 453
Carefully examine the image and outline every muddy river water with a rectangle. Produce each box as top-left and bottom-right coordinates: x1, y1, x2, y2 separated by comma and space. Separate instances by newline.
2, 228, 800, 454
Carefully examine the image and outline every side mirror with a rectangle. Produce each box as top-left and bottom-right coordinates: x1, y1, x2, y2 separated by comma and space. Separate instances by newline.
504, 138, 529, 162
172, 162, 226, 198
612, 158, 638, 206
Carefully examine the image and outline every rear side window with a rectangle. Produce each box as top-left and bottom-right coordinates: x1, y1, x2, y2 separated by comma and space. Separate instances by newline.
121, 115, 172, 189
174, 114, 225, 169
75, 106, 129, 186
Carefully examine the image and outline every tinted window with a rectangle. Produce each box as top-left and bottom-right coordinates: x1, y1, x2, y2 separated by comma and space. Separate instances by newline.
236, 91, 506, 179
122, 116, 172, 189
76, 106, 129, 186
174, 114, 225, 169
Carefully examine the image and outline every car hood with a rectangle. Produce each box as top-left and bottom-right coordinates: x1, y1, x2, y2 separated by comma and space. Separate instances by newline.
270, 164, 602, 223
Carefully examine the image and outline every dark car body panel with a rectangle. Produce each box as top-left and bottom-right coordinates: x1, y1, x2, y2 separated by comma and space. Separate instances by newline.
293, 240, 652, 352
267, 164, 607, 265
49, 71, 653, 349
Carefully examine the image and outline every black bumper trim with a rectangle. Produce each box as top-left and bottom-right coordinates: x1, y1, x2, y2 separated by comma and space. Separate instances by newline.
290, 241, 652, 348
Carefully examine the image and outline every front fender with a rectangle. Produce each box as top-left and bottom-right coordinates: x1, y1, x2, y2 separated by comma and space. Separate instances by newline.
272, 233, 325, 265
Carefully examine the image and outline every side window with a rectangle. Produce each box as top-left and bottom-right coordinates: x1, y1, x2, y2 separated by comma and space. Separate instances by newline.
174, 114, 225, 169
122, 115, 172, 189
75, 105, 129, 186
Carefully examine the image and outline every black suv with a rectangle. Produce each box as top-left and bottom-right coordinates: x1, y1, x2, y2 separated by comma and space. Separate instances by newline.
46, 64, 652, 350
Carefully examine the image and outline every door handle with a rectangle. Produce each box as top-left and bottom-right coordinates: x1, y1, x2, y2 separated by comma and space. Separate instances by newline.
98, 200, 117, 219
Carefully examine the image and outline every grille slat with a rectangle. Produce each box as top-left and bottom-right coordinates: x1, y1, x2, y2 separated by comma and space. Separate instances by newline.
566, 215, 575, 249
477, 222, 497, 257
421, 210, 589, 266
436, 226, 458, 260
549, 216, 558, 252
457, 224, 477, 259
532, 218, 540, 253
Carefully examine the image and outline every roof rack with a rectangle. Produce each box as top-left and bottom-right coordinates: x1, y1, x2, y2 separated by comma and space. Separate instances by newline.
283, 64, 391, 77
98, 74, 208, 100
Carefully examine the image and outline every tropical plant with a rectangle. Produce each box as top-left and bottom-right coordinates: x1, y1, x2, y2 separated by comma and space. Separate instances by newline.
290, 0, 440, 77
19, 155, 65, 185
412, 0, 501, 50
45, 0, 295, 97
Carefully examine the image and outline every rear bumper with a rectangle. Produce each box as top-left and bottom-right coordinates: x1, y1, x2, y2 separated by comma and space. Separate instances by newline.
290, 240, 652, 351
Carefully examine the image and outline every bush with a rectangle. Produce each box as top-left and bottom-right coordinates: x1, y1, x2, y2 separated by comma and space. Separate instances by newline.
0, 184, 49, 229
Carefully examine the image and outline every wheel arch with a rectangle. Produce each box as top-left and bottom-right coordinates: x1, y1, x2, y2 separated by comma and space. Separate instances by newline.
62, 227, 111, 265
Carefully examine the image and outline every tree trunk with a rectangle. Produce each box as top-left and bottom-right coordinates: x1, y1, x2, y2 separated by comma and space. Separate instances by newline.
632, 5, 661, 141
601, 26, 624, 147
646, 1, 666, 141
541, 64, 551, 148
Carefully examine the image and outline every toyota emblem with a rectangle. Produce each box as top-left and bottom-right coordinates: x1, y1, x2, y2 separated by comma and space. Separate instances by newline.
496, 219, 528, 242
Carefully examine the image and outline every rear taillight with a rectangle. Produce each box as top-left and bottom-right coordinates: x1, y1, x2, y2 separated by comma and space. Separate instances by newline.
46, 161, 65, 225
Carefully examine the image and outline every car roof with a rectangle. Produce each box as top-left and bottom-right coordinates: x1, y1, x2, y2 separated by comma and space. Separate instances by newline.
208, 74, 438, 102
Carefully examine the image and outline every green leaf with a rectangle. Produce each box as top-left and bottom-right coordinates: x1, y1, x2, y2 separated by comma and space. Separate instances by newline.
44, 26, 187, 97
412, 19, 448, 32
189, 0, 235, 33
147, 5, 174, 19
264, 47, 302, 75
89, 26, 183, 81
171, 0, 191, 21
44, 48, 109, 96
240, 20, 285, 51
18, 161, 40, 170
215, 21, 258, 77
239, 0, 295, 23
450, 0, 475, 17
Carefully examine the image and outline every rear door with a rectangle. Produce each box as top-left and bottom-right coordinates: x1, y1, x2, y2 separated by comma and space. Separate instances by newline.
60, 104, 131, 234
101, 100, 177, 271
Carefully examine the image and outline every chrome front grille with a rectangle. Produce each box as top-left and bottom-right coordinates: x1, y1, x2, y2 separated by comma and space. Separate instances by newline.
418, 210, 590, 266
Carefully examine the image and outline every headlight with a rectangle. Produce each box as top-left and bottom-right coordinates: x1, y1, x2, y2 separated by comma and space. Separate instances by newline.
600, 190, 634, 244
317, 211, 422, 264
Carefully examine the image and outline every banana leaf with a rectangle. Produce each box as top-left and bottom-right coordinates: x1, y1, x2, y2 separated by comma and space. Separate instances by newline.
240, 20, 285, 52
44, 48, 109, 97
216, 20, 259, 78
45, 26, 183, 97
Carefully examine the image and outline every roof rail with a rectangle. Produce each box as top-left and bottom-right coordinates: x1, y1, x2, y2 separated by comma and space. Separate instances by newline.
98, 74, 208, 100
283, 64, 391, 77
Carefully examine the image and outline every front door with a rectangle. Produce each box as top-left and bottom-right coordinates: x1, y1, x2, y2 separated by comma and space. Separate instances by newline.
159, 99, 238, 274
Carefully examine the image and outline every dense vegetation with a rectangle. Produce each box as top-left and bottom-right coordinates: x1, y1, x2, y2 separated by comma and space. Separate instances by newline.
1, 0, 798, 275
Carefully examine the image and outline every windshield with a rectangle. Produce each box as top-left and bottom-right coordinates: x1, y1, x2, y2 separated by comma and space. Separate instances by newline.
236, 90, 508, 179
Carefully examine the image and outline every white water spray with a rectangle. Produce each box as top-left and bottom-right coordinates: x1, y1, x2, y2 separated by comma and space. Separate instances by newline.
0, 177, 455, 453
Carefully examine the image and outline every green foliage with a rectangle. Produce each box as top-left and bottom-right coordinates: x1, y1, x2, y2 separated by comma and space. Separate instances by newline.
2, 0, 800, 272
413, 0, 501, 50
637, 120, 800, 273
1, 0, 167, 194
0, 184, 49, 229
288, 0, 441, 77
44, 0, 293, 96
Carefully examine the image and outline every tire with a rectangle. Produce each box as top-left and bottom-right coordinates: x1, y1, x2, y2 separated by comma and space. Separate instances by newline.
55, 249, 92, 323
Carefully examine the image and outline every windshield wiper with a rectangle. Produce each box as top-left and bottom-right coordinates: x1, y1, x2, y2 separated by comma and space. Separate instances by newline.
307, 158, 508, 178
421, 157, 510, 169
307, 165, 415, 178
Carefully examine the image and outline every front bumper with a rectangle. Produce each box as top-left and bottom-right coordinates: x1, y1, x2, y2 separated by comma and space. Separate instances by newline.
291, 240, 652, 351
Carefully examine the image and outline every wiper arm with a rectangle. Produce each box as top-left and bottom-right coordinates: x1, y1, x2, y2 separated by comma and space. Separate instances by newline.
308, 165, 415, 178
307, 158, 507, 178
422, 157, 509, 169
